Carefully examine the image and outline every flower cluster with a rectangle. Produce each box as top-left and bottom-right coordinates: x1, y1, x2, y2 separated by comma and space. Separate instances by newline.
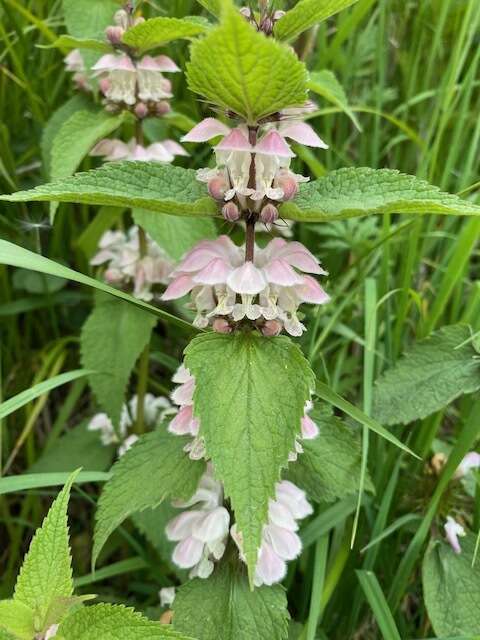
64, 49, 90, 92
162, 235, 329, 336
90, 137, 188, 164
91, 226, 174, 301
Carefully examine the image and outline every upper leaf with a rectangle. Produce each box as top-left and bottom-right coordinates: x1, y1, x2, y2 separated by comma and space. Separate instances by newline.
275, 0, 359, 42
0, 163, 218, 219
0, 600, 35, 640
93, 430, 205, 564
122, 17, 208, 53
173, 560, 290, 640
307, 70, 361, 130
50, 35, 113, 53
279, 168, 480, 221
186, 1, 308, 124
184, 332, 315, 580
373, 325, 480, 425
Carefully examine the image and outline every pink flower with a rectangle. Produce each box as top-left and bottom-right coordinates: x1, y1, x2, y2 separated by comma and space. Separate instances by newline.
90, 138, 187, 163
455, 451, 480, 478
168, 365, 203, 459
444, 516, 466, 554
289, 400, 320, 462
64, 49, 90, 91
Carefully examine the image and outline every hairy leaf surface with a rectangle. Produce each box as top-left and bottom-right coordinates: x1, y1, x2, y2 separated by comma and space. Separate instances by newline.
275, 0, 359, 42
196, 0, 221, 16
123, 17, 208, 52
0, 601, 34, 640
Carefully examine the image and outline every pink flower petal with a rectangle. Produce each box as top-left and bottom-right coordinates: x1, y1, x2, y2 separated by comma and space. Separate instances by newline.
268, 499, 298, 531
279, 122, 328, 149
145, 142, 174, 162
192, 507, 230, 543
255, 130, 295, 158
301, 414, 319, 440
215, 128, 252, 153
227, 262, 267, 295
172, 536, 204, 568
171, 377, 195, 406
162, 275, 195, 300
192, 257, 232, 285
182, 118, 231, 142
264, 258, 304, 287
172, 364, 192, 384
297, 275, 330, 304
277, 241, 326, 274
166, 511, 202, 541
138, 54, 180, 72
264, 524, 302, 560
255, 542, 286, 586
163, 139, 189, 157
456, 451, 480, 477
276, 480, 313, 519
168, 405, 195, 435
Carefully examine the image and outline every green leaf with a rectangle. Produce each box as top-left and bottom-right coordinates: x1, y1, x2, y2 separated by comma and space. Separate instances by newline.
196, 0, 221, 16
423, 535, 480, 637
122, 17, 208, 53
275, 0, 359, 42
93, 430, 205, 564
186, 1, 308, 124
356, 571, 401, 640
81, 295, 157, 427
0, 601, 35, 640
0, 629, 19, 640
58, 603, 189, 639
0, 472, 109, 496
307, 70, 361, 131
373, 325, 480, 426
184, 332, 315, 580
0, 163, 218, 219
286, 414, 373, 503
173, 560, 289, 639
279, 168, 480, 222
14, 470, 78, 632
133, 208, 216, 261
50, 34, 113, 52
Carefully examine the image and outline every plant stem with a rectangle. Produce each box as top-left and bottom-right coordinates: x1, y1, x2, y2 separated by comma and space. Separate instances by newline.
245, 126, 258, 262
135, 342, 150, 435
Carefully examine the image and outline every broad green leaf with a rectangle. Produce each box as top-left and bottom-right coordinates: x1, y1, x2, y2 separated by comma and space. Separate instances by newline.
0, 601, 34, 640
275, 0, 359, 42
186, 1, 308, 124
0, 629, 19, 640
0, 163, 218, 219
287, 414, 373, 503
81, 295, 157, 428
0, 239, 193, 330
184, 332, 315, 579
196, 0, 221, 16
122, 17, 208, 53
50, 35, 113, 52
0, 370, 89, 420
423, 536, 480, 637
373, 325, 480, 426
308, 70, 361, 131
93, 430, 205, 564
133, 208, 216, 261
14, 471, 78, 632
58, 604, 189, 639
0, 472, 109, 496
279, 168, 480, 222
173, 561, 289, 639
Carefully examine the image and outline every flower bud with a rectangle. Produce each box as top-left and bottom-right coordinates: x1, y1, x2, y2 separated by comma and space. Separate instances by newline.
105, 25, 124, 45
134, 102, 149, 119
155, 101, 171, 116
278, 175, 299, 201
222, 202, 240, 222
273, 10, 286, 21
260, 17, 274, 34
114, 9, 129, 30
262, 320, 283, 337
213, 318, 232, 334
239, 7, 252, 19
208, 176, 228, 200
260, 203, 278, 224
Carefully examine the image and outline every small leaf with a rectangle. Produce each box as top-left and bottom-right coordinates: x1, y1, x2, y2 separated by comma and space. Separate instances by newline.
423, 535, 480, 637
122, 17, 208, 53
186, 1, 308, 124
50, 35, 113, 52
81, 295, 157, 428
173, 560, 289, 639
0, 600, 35, 640
308, 70, 361, 131
93, 430, 205, 564
275, 0, 359, 42
14, 470, 78, 632
279, 168, 480, 222
184, 332, 315, 580
373, 325, 480, 425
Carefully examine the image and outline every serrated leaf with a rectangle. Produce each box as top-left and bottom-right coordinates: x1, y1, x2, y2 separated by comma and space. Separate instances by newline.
275, 0, 359, 42
173, 560, 289, 639
286, 415, 373, 503
196, 0, 221, 16
307, 70, 361, 131
184, 332, 315, 580
58, 603, 189, 639
373, 325, 480, 426
50, 35, 113, 52
423, 535, 480, 637
14, 471, 78, 632
81, 295, 157, 428
0, 600, 34, 640
186, 1, 308, 124
0, 163, 218, 219
133, 208, 216, 261
279, 168, 480, 221
93, 430, 205, 564
122, 17, 208, 53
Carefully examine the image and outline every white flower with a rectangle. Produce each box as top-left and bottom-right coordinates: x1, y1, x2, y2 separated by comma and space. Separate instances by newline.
159, 586, 176, 607
455, 451, 480, 478
44, 624, 59, 639
444, 516, 466, 554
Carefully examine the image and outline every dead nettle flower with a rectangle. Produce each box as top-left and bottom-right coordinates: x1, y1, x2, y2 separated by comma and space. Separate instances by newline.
455, 451, 480, 478
231, 480, 312, 587
444, 516, 466, 554
64, 49, 91, 91
165, 463, 230, 579
159, 587, 176, 608
44, 624, 59, 639
90, 137, 188, 163
162, 235, 329, 337
91, 226, 174, 301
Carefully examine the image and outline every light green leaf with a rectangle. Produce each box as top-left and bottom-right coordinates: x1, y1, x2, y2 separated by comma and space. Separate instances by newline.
196, 0, 221, 16
308, 70, 361, 131
133, 208, 216, 261
184, 332, 315, 580
122, 17, 208, 53
173, 561, 289, 639
14, 470, 78, 632
373, 325, 480, 426
0, 601, 34, 640
423, 536, 480, 637
279, 168, 480, 222
0, 629, 19, 640
0, 472, 109, 496
93, 430, 205, 564
50, 35, 113, 52
186, 1, 308, 124
275, 0, 359, 42
58, 604, 189, 639
0, 163, 218, 219
286, 414, 374, 503
81, 295, 157, 428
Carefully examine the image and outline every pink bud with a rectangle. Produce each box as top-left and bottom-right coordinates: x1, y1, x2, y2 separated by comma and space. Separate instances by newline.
278, 175, 299, 201
105, 25, 124, 45
208, 176, 228, 201
156, 101, 171, 116
134, 102, 149, 119
222, 202, 240, 222
262, 320, 283, 337
99, 77, 110, 96
213, 318, 232, 334
260, 204, 278, 224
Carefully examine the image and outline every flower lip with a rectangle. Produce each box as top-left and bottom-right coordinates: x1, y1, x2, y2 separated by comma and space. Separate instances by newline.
279, 122, 329, 149
182, 118, 231, 143
255, 130, 295, 158
214, 128, 252, 153
137, 54, 180, 72
92, 53, 135, 73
